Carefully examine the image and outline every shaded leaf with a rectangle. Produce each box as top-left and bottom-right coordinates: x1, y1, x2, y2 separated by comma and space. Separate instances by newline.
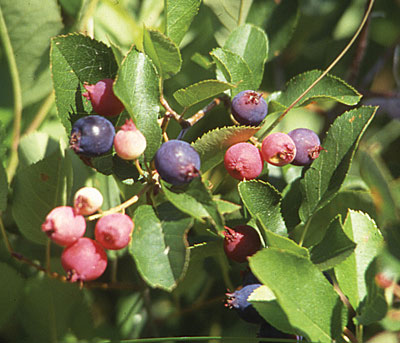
130, 204, 193, 291
0, 162, 7, 212
191, 52, 214, 69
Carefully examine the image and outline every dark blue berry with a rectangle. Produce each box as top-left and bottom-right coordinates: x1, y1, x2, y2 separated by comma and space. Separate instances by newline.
154, 140, 201, 186
226, 283, 264, 324
70, 115, 115, 157
242, 270, 261, 287
288, 128, 322, 166
231, 90, 268, 126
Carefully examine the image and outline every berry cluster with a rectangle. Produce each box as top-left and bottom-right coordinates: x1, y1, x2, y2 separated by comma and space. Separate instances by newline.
224, 90, 323, 180
41, 186, 134, 283
71, 79, 146, 160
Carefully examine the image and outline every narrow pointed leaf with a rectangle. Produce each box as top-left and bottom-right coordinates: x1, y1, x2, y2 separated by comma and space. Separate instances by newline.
173, 80, 235, 108
250, 248, 347, 343
334, 210, 384, 310
299, 106, 377, 223
143, 28, 182, 79
192, 126, 259, 173
114, 48, 162, 160
130, 204, 192, 291
165, 0, 201, 46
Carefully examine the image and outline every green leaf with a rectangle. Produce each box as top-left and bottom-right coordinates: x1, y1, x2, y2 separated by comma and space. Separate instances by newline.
143, 28, 182, 80
334, 210, 384, 311
50, 33, 119, 133
310, 215, 356, 271
12, 146, 73, 245
215, 198, 241, 215
269, 70, 362, 111
224, 24, 268, 89
210, 47, 256, 96
238, 180, 287, 236
0, 162, 7, 212
130, 204, 193, 291
191, 52, 214, 70
299, 106, 377, 223
262, 229, 309, 258
192, 126, 259, 173
0, 263, 24, 329
173, 79, 236, 108
165, 0, 201, 46
0, 0, 63, 107
250, 248, 347, 342
114, 48, 162, 160
161, 178, 224, 230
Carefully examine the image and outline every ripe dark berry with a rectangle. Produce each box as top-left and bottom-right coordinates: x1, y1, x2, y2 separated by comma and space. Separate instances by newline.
70, 115, 115, 157
261, 132, 296, 166
223, 225, 261, 263
74, 187, 103, 215
61, 237, 108, 282
224, 142, 263, 180
231, 90, 268, 126
288, 128, 323, 166
95, 213, 134, 250
83, 78, 124, 117
226, 283, 264, 324
41, 206, 86, 246
114, 119, 147, 160
154, 140, 201, 186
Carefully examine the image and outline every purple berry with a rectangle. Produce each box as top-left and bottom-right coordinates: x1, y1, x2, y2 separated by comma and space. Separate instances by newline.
74, 187, 103, 215
288, 128, 323, 166
154, 140, 201, 186
70, 115, 115, 157
226, 283, 264, 324
114, 119, 147, 160
223, 225, 261, 263
95, 213, 134, 250
83, 78, 124, 117
224, 142, 264, 181
231, 90, 268, 126
261, 132, 296, 167
41, 206, 86, 246
61, 237, 108, 282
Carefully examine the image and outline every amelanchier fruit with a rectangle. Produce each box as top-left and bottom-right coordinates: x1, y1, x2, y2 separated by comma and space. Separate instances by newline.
223, 225, 261, 263
261, 132, 296, 166
74, 187, 104, 215
288, 128, 323, 166
114, 119, 147, 160
231, 90, 268, 126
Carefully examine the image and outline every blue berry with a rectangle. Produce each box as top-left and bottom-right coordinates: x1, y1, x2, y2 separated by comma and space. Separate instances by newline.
154, 140, 201, 186
242, 270, 261, 287
226, 283, 264, 324
288, 128, 322, 166
70, 115, 115, 157
231, 90, 268, 126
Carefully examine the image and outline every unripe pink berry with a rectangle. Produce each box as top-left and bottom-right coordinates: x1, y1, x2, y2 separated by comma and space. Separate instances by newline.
61, 237, 108, 282
74, 187, 103, 215
82, 78, 124, 117
261, 132, 296, 166
114, 119, 147, 160
95, 213, 134, 250
41, 206, 86, 246
223, 225, 261, 263
224, 142, 263, 180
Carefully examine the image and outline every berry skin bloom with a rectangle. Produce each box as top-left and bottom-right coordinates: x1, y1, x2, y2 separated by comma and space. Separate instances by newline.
231, 90, 268, 126
83, 78, 124, 117
95, 213, 134, 250
288, 128, 323, 166
74, 187, 103, 215
70, 115, 115, 157
154, 140, 201, 186
224, 142, 264, 180
41, 206, 86, 246
261, 132, 296, 167
114, 119, 147, 160
61, 237, 108, 282
223, 225, 261, 263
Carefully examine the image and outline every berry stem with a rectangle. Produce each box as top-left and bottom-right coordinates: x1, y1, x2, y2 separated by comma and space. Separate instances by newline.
260, 0, 375, 139
134, 159, 145, 176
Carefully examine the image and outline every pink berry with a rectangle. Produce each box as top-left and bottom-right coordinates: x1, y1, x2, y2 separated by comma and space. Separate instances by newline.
73, 187, 103, 215
261, 132, 296, 166
95, 213, 134, 250
61, 237, 108, 282
224, 142, 263, 180
82, 78, 124, 117
223, 225, 261, 263
114, 119, 147, 160
41, 206, 86, 246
